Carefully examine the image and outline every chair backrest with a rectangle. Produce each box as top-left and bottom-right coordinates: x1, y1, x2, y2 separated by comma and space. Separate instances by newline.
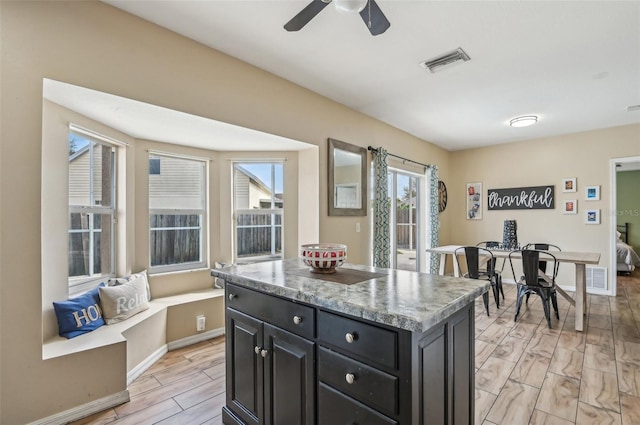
510, 249, 558, 288
455, 246, 495, 279
522, 243, 561, 274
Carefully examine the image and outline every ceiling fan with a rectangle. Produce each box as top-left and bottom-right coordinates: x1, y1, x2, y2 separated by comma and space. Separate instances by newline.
284, 0, 390, 36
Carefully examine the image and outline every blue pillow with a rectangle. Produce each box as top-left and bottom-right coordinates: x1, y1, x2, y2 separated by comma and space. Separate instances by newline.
53, 284, 105, 339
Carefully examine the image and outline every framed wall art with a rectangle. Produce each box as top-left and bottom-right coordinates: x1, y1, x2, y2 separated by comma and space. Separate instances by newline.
466, 182, 482, 220
585, 185, 600, 201
563, 200, 577, 214
585, 209, 600, 224
562, 178, 577, 193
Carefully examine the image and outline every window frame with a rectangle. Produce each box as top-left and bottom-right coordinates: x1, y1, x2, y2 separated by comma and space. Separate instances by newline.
148, 153, 208, 274
68, 133, 117, 289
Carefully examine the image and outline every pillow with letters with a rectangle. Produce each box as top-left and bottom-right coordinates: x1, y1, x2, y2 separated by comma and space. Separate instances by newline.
53, 283, 105, 339
107, 270, 151, 301
99, 274, 150, 324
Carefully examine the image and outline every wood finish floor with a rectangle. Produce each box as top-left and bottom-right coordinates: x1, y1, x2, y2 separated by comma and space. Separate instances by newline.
71, 272, 640, 425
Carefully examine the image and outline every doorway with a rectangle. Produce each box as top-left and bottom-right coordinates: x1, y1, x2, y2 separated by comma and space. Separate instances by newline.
388, 169, 422, 271
610, 156, 640, 296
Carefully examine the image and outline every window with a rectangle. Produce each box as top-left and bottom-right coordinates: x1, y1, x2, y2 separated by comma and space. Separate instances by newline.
68, 132, 116, 284
233, 162, 283, 264
149, 154, 207, 273
149, 158, 161, 175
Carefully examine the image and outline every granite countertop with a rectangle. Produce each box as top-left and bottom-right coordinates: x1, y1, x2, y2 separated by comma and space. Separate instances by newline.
211, 259, 489, 333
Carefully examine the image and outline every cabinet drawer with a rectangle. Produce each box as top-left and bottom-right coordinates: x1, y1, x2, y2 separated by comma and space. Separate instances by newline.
318, 346, 398, 415
317, 310, 397, 369
226, 283, 315, 339
318, 382, 397, 425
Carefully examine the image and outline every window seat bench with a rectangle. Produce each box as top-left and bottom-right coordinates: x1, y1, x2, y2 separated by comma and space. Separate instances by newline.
43, 288, 225, 384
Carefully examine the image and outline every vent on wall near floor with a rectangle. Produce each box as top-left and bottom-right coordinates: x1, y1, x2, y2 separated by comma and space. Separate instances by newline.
586, 266, 607, 290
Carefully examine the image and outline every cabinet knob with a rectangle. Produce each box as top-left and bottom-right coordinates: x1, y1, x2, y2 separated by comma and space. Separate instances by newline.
293, 315, 302, 325
254, 346, 261, 354
345, 373, 356, 384
260, 349, 268, 358
345, 332, 357, 343
228, 293, 236, 301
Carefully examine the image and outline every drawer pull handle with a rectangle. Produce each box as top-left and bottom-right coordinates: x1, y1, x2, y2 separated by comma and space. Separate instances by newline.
293, 315, 302, 325
228, 293, 236, 301
260, 349, 268, 358
254, 346, 262, 354
345, 373, 356, 384
345, 332, 357, 343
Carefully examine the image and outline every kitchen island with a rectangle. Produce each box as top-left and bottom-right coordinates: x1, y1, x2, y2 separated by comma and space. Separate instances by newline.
211, 259, 488, 425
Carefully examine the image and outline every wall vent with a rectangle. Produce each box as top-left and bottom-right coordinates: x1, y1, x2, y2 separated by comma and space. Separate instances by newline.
586, 266, 607, 290
420, 47, 471, 73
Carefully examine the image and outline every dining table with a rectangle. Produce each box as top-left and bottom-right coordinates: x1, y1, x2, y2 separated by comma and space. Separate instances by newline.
427, 245, 601, 332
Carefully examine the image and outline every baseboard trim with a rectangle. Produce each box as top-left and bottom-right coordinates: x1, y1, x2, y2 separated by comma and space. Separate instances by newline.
167, 327, 225, 351
27, 390, 130, 425
127, 345, 168, 386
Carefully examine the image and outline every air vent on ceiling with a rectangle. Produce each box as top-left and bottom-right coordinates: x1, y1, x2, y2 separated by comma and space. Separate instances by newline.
420, 47, 471, 73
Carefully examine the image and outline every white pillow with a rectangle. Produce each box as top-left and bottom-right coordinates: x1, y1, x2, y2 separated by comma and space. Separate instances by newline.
99, 275, 150, 324
108, 270, 151, 301
617, 231, 622, 241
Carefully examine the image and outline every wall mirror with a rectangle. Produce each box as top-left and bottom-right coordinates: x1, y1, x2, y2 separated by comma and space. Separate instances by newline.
328, 138, 367, 216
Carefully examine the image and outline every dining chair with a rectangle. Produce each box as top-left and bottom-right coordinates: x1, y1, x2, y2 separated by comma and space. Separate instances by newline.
454, 246, 500, 316
522, 243, 561, 303
522, 243, 561, 275
476, 241, 505, 301
509, 249, 560, 328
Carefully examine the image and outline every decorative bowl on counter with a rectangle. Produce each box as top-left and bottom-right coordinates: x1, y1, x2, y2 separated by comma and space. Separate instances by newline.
300, 243, 347, 274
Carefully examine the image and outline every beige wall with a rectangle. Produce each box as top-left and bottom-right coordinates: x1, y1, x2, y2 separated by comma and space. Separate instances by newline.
450, 124, 640, 286
6, 2, 634, 423
0, 2, 449, 423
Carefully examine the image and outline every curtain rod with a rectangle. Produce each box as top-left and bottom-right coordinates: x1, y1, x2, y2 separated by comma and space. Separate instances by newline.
367, 146, 432, 169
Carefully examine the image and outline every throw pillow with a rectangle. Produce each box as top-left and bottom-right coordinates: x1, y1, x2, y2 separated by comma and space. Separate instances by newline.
53, 284, 105, 339
107, 269, 151, 301
99, 274, 150, 324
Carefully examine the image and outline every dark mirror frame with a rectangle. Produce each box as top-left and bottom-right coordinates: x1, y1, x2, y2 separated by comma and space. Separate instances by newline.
328, 138, 367, 216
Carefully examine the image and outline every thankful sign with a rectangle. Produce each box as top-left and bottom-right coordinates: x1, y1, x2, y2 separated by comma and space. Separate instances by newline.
487, 185, 555, 210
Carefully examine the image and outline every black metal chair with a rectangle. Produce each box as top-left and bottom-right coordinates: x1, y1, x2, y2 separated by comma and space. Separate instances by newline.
476, 241, 505, 301
509, 249, 560, 328
523, 243, 561, 273
522, 243, 561, 303
455, 246, 501, 316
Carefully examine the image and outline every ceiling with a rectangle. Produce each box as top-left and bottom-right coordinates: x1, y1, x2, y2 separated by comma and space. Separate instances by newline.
96, 1, 640, 152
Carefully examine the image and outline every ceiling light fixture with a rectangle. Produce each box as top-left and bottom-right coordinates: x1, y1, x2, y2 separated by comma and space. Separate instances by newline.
509, 115, 538, 128
333, 0, 368, 13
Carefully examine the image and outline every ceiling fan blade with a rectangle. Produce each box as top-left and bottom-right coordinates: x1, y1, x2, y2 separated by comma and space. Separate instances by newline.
359, 0, 390, 36
284, 0, 331, 32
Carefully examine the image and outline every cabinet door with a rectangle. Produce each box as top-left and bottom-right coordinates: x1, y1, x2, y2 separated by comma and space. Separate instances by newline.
263, 323, 315, 425
416, 304, 474, 425
226, 308, 264, 425
417, 324, 447, 425
450, 305, 473, 425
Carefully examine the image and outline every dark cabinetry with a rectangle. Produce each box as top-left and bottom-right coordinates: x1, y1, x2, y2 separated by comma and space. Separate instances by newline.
224, 283, 315, 425
416, 304, 474, 425
222, 281, 474, 425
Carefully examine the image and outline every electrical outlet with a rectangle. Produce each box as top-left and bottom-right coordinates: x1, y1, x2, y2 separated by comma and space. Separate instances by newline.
196, 315, 206, 332
356, 222, 361, 232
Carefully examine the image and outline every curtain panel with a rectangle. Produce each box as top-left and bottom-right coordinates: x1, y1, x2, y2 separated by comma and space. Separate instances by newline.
372, 148, 390, 268
426, 165, 440, 273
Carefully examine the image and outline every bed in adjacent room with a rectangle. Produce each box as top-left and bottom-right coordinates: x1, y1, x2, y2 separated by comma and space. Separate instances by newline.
617, 223, 640, 274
